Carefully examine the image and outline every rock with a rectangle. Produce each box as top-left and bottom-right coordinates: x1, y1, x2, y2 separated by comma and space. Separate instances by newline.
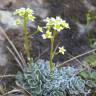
0, 0, 29, 10
82, 0, 96, 11
0, 10, 17, 29
30, 0, 49, 18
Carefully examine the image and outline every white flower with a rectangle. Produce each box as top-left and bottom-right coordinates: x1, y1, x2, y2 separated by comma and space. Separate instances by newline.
15, 18, 21, 25
28, 14, 35, 21
58, 46, 66, 55
42, 30, 52, 39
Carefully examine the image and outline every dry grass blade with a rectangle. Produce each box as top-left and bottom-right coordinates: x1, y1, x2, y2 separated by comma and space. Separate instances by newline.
7, 46, 23, 70
20, 52, 27, 67
2, 89, 23, 96
0, 66, 8, 83
57, 48, 96, 67
16, 82, 32, 96
0, 75, 16, 78
67, 52, 82, 65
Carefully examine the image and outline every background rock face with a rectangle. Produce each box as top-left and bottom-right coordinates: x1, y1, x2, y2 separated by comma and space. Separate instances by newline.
0, 0, 95, 72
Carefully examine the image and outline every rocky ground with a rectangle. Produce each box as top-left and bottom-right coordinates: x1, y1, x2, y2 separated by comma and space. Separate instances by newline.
0, 0, 96, 95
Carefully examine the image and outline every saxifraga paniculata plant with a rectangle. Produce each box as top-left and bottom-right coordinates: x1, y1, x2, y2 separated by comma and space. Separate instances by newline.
14, 8, 35, 58
16, 59, 87, 96
14, 8, 88, 96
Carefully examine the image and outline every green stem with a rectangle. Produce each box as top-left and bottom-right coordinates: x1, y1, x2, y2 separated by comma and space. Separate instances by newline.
24, 15, 30, 58
49, 31, 57, 72
49, 37, 54, 72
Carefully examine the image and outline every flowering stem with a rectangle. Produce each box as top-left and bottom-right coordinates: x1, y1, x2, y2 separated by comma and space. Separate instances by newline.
49, 31, 57, 72
50, 37, 54, 72
24, 15, 30, 58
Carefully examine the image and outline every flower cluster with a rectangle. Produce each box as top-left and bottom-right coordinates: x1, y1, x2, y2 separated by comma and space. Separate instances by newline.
45, 17, 70, 31
38, 17, 70, 40
14, 8, 35, 24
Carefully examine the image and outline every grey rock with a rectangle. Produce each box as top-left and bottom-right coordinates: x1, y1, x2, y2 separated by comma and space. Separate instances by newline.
0, 10, 18, 29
